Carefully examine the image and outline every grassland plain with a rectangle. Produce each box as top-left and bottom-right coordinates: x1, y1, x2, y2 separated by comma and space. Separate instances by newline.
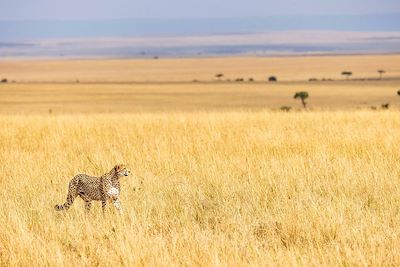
1, 111, 400, 266
1, 54, 400, 83
0, 81, 399, 113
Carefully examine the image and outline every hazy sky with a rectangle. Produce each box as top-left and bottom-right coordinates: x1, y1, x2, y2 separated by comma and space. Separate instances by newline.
1, 0, 400, 21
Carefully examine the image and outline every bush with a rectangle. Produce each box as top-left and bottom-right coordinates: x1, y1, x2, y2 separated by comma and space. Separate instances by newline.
280, 106, 292, 112
268, 76, 277, 82
381, 103, 390, 109
1, 78, 8, 83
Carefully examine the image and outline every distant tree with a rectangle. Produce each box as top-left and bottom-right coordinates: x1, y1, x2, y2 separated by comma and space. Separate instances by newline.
378, 70, 386, 80
215, 73, 224, 81
280, 106, 292, 112
341, 71, 352, 80
294, 91, 309, 109
397, 90, 400, 96
381, 103, 390, 109
1, 78, 7, 83
268, 76, 277, 82
248, 78, 254, 82
235, 78, 244, 82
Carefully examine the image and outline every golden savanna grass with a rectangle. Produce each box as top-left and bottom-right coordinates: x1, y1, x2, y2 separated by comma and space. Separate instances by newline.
1, 54, 400, 82
1, 54, 400, 266
1, 111, 400, 266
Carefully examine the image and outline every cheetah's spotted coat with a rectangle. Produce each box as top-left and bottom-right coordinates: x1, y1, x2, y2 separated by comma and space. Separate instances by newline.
55, 165, 130, 213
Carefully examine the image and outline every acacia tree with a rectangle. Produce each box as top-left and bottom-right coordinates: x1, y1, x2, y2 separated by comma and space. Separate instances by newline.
294, 91, 309, 109
378, 70, 386, 80
341, 71, 352, 80
215, 73, 224, 81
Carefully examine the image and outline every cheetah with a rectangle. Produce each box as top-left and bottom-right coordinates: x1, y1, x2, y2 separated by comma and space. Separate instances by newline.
55, 164, 130, 213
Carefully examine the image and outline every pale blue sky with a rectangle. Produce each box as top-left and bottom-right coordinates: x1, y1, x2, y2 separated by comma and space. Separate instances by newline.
1, 0, 399, 21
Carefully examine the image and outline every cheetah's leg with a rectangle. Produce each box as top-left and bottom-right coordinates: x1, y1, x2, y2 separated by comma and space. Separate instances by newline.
55, 179, 78, 211
112, 198, 122, 213
102, 200, 107, 214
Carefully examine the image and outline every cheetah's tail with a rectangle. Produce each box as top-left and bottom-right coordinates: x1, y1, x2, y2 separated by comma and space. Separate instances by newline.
54, 179, 78, 211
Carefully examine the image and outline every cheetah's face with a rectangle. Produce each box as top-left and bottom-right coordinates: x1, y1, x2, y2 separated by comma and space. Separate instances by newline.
114, 164, 130, 177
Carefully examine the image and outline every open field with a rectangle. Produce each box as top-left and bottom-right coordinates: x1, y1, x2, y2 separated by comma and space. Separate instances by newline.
1, 111, 400, 266
0, 81, 400, 113
1, 55, 400, 266
0, 54, 399, 113
1, 54, 400, 83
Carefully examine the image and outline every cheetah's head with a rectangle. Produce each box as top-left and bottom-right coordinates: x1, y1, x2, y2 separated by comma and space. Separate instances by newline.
113, 164, 130, 177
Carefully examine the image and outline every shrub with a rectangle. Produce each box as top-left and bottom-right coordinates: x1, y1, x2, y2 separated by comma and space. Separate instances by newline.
268, 76, 277, 82
215, 74, 224, 80
381, 103, 390, 109
280, 106, 292, 112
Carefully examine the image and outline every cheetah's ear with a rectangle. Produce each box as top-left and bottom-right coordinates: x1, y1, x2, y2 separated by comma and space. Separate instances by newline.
114, 165, 120, 171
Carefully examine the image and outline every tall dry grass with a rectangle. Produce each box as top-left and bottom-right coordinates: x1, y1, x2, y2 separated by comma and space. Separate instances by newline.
0, 111, 400, 266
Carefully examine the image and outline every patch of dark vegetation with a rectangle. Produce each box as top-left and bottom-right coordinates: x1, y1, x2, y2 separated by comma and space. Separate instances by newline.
215, 73, 224, 80
378, 70, 385, 80
268, 76, 277, 82
294, 91, 309, 109
280, 106, 292, 112
341, 71, 352, 80
381, 103, 390, 109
